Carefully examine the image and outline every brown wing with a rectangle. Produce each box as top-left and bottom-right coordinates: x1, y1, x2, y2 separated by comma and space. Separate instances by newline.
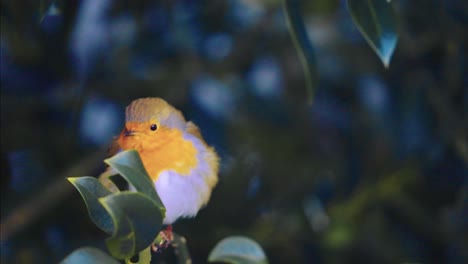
186, 120, 219, 191
186, 121, 204, 141
107, 136, 121, 157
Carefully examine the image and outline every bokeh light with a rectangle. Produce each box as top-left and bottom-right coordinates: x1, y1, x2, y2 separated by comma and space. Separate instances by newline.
1, 1, 466, 263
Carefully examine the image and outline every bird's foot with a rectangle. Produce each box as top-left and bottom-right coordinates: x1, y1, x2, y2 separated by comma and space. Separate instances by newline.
151, 225, 174, 253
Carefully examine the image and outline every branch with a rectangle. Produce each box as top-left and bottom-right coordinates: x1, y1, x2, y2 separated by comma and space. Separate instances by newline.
0, 147, 108, 242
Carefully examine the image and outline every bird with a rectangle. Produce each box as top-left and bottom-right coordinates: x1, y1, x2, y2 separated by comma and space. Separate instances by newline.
102, 97, 219, 248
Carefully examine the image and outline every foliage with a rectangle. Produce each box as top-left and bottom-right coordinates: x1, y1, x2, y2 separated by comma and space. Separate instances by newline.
346, 0, 398, 67
62, 235, 268, 264
68, 150, 164, 261
67, 177, 114, 234
64, 1, 401, 261
67, 150, 269, 264
283, 0, 318, 103
284, 0, 398, 101
208, 236, 268, 264
1, 0, 466, 263
60, 247, 120, 264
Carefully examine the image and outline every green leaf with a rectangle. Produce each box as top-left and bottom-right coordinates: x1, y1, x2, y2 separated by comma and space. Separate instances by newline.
125, 246, 152, 264
105, 150, 165, 214
60, 247, 119, 264
100, 191, 164, 260
283, 0, 318, 104
347, 0, 399, 67
67, 177, 114, 234
208, 236, 268, 264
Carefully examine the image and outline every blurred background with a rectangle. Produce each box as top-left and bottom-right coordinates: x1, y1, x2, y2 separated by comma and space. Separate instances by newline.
1, 0, 467, 263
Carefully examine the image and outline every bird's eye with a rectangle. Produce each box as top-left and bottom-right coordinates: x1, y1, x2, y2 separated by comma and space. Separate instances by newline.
150, 124, 158, 131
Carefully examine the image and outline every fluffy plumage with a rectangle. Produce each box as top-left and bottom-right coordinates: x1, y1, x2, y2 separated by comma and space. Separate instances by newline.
116, 98, 219, 224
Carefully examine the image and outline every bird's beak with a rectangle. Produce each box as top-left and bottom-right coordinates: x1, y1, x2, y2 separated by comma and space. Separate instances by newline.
123, 129, 135, 137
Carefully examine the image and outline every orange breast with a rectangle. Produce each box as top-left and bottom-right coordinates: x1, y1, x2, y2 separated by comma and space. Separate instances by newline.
118, 126, 198, 181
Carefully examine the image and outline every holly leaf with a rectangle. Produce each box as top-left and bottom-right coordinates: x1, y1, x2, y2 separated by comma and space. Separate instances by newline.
100, 191, 164, 260
60, 247, 119, 264
125, 246, 152, 264
347, 0, 398, 67
105, 150, 165, 214
283, 0, 318, 103
208, 236, 268, 264
68, 151, 166, 260
67, 177, 114, 234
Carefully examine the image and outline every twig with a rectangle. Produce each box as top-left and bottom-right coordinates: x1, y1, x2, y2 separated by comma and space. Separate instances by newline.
0, 147, 107, 242
172, 233, 192, 264
427, 83, 468, 163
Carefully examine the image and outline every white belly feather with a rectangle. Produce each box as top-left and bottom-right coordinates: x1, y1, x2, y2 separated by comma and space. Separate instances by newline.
155, 132, 217, 224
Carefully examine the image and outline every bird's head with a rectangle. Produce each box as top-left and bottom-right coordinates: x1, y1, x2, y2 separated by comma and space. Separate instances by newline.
117, 98, 187, 151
